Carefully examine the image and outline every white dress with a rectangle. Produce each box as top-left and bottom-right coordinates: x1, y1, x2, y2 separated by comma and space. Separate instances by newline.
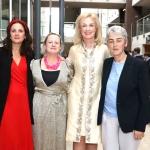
66, 43, 110, 143
81, 48, 92, 135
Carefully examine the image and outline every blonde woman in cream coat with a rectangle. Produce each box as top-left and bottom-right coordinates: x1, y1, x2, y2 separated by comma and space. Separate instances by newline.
66, 12, 110, 150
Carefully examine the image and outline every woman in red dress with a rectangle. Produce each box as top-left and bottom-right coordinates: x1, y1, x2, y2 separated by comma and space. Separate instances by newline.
0, 19, 34, 150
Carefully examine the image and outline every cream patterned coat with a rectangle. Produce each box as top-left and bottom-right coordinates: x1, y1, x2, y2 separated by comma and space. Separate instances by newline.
66, 43, 110, 143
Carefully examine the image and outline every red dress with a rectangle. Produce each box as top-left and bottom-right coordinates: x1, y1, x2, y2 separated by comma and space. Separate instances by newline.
0, 56, 34, 150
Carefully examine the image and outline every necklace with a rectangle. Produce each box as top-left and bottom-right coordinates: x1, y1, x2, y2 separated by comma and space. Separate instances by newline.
44, 56, 61, 70
83, 42, 95, 50
85, 45, 93, 49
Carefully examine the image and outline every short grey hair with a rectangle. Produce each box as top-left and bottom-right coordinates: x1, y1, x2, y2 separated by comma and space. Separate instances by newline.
106, 26, 128, 42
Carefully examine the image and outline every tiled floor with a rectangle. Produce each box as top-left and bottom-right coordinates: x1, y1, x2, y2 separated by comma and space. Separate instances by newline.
138, 124, 150, 150
66, 124, 150, 150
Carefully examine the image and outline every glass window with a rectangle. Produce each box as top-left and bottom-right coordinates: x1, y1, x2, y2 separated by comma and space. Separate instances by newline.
21, 0, 27, 23
12, 0, 27, 22
137, 20, 143, 36
2, 0, 9, 28
144, 17, 150, 34
0, 0, 9, 41
0, 0, 29, 42
132, 22, 137, 37
12, 0, 19, 19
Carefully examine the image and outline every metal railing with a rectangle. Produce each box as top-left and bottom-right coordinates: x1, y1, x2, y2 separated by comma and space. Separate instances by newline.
131, 14, 150, 37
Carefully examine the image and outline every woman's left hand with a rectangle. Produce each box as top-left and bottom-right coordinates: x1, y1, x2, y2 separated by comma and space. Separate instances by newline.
134, 130, 144, 140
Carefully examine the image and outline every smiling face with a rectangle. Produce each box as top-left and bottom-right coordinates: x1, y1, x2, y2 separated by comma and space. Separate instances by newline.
10, 23, 26, 44
107, 33, 127, 57
44, 34, 61, 55
80, 17, 96, 41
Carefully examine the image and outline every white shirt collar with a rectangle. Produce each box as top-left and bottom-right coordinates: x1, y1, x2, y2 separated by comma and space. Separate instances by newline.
146, 57, 150, 61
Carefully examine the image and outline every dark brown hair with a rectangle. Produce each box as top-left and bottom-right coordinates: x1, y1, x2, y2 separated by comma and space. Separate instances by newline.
144, 53, 150, 57
134, 47, 140, 54
3, 19, 33, 56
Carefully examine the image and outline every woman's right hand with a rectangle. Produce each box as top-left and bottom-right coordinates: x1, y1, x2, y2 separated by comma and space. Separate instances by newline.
134, 130, 144, 140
